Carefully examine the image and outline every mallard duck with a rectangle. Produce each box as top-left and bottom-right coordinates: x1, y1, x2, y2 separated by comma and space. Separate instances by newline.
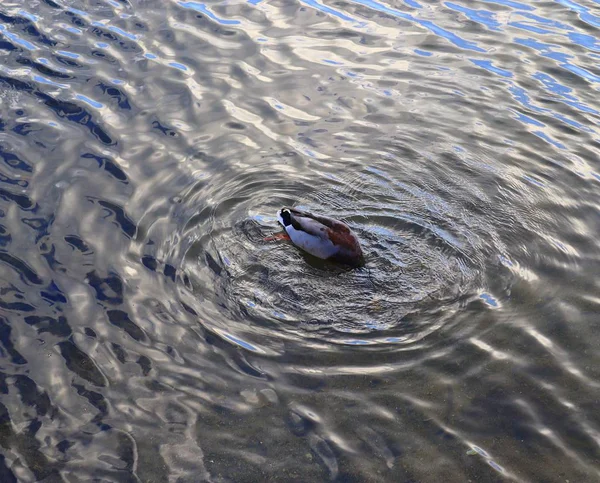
276, 207, 364, 267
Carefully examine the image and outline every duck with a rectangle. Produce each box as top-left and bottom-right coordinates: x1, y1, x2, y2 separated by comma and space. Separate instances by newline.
276, 207, 364, 267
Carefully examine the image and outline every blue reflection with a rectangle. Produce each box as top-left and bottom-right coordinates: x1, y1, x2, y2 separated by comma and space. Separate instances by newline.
538, 49, 600, 82
518, 12, 573, 31
508, 84, 549, 113
57, 50, 80, 59
560, 62, 600, 83
509, 22, 553, 35
562, 99, 599, 115
480, 0, 534, 11
405, 0, 422, 8
169, 62, 189, 71
301, 0, 356, 23
33, 75, 68, 88
532, 71, 599, 115
221, 332, 259, 352
472, 445, 490, 457
554, 113, 593, 133
349, 0, 485, 52
67, 7, 89, 17
532, 71, 574, 98
470, 59, 512, 77
532, 131, 566, 150
555, 0, 600, 28
543, 51, 571, 62
480, 293, 499, 307
0, 26, 37, 50
385, 337, 403, 343
523, 175, 545, 187
414, 49, 432, 56
419, 18, 485, 52
179, 2, 241, 25
108, 26, 138, 41
511, 110, 544, 127
568, 32, 600, 51
498, 254, 514, 267
514, 37, 555, 53
445, 3, 502, 31
75, 95, 104, 109
251, 214, 274, 223
18, 10, 39, 22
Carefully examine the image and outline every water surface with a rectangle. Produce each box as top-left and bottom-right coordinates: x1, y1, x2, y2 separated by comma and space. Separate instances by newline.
0, 0, 599, 481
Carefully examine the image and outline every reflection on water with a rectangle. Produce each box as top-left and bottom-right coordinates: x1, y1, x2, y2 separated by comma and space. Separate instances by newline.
0, 0, 599, 480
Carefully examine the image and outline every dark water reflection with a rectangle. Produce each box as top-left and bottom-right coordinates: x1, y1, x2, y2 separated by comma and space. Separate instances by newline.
0, 0, 599, 481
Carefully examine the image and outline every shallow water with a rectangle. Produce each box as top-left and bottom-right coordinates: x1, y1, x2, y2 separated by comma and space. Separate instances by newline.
0, 0, 599, 481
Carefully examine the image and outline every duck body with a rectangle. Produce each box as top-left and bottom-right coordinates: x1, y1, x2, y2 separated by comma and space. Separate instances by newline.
277, 207, 364, 267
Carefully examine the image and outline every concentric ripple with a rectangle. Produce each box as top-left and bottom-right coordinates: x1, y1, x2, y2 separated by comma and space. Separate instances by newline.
170, 149, 500, 351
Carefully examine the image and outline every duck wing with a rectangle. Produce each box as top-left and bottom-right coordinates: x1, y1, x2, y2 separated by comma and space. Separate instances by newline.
287, 209, 330, 240
287, 208, 351, 234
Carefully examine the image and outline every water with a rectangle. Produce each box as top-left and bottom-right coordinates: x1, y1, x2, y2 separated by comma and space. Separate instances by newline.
0, 0, 599, 481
